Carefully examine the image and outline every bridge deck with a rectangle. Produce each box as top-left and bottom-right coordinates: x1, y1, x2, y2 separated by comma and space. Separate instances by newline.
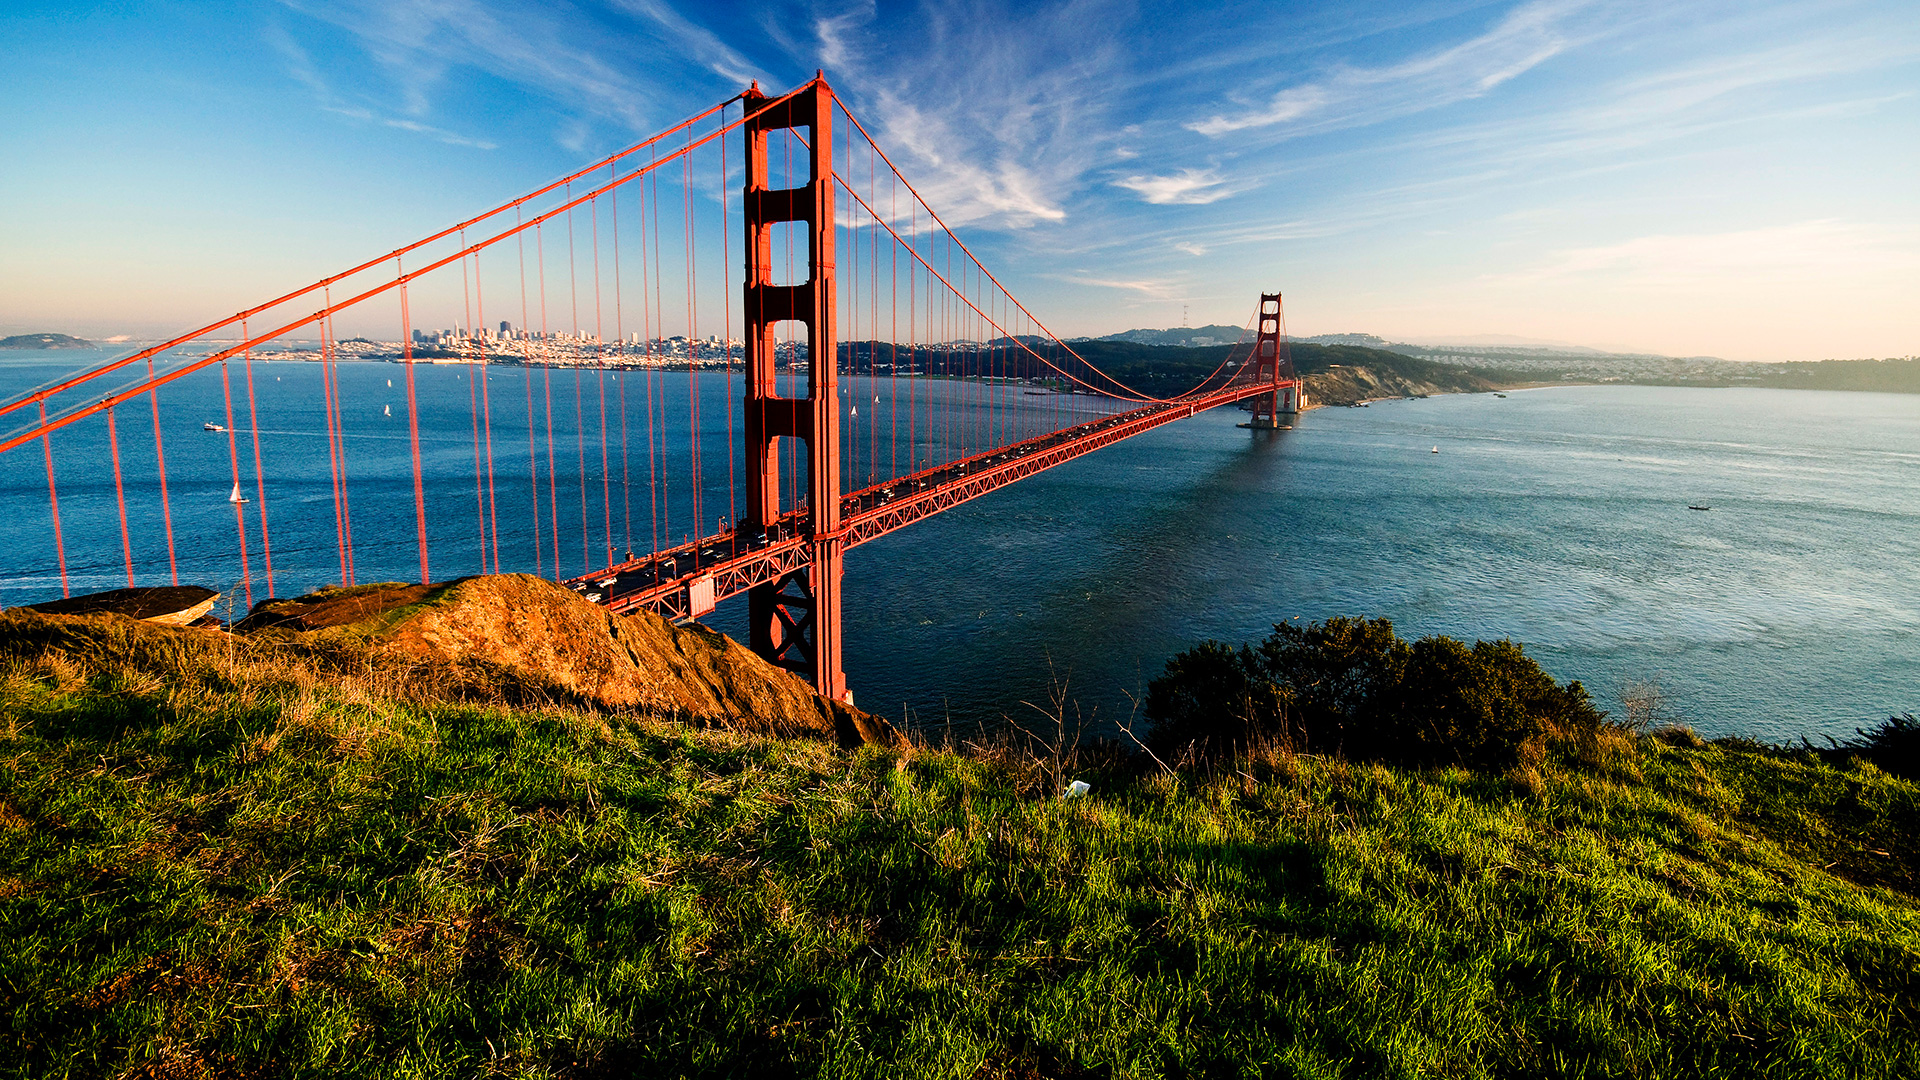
570, 380, 1296, 621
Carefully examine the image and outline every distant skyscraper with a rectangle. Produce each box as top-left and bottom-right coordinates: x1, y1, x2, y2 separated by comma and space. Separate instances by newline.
500, 320, 512, 335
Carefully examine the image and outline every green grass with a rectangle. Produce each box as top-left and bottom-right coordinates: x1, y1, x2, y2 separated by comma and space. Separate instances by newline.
2, 618, 1918, 1078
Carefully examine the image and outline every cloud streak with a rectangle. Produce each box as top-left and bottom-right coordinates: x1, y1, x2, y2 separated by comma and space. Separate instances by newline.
1491, 220, 1920, 289
1113, 168, 1247, 205
1188, 0, 1586, 138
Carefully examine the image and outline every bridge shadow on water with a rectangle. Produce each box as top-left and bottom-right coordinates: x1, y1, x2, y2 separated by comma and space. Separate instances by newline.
832, 416, 1301, 737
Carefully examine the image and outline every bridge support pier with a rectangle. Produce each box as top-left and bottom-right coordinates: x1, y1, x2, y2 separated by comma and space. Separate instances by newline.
741, 78, 848, 703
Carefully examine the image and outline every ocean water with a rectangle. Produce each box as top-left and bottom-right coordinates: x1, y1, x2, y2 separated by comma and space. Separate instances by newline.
3, 349, 1914, 744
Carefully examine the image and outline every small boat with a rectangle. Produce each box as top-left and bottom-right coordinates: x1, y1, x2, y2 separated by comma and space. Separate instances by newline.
1495, 393, 1507, 398
1688, 504, 1710, 511
228, 483, 249, 504
873, 395, 880, 403
850, 405, 858, 417
383, 404, 392, 417
203, 422, 226, 432
1431, 446, 1440, 454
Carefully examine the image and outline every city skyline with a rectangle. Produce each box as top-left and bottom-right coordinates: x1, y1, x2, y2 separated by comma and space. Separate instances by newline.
2, 0, 1916, 361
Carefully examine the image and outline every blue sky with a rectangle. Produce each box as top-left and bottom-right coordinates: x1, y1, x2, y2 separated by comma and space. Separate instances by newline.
2, 0, 1915, 360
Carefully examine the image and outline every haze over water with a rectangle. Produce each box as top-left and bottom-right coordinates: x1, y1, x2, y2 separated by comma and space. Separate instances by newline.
3, 351, 1914, 745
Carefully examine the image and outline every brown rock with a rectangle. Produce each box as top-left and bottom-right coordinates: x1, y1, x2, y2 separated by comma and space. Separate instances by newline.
242, 575, 895, 747
22, 586, 219, 625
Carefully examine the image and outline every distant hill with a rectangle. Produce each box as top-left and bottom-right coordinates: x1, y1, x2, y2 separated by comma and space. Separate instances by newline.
1019, 339, 1496, 403
1076, 324, 1250, 348
0, 333, 92, 350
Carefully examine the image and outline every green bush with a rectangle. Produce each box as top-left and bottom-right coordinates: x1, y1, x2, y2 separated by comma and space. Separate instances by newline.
1147, 617, 1604, 768
1852, 712, 1920, 779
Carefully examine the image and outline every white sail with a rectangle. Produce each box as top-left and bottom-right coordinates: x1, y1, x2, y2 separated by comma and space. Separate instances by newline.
228, 483, 248, 504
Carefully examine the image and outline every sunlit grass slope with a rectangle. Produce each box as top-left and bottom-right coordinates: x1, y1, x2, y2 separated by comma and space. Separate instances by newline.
2, 614, 1917, 1078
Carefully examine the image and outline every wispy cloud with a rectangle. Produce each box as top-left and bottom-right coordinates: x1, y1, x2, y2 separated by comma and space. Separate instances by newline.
1188, 0, 1587, 138
266, 20, 498, 149
1490, 220, 1920, 289
273, 0, 769, 146
1059, 275, 1181, 299
805, 0, 1135, 229
1113, 168, 1246, 205
609, 0, 769, 87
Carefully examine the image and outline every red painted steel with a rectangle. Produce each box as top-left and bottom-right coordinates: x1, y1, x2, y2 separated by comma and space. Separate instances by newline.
1244, 293, 1302, 427
741, 77, 847, 702
580, 379, 1278, 623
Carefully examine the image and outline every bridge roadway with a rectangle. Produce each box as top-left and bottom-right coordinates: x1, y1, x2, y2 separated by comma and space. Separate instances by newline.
567, 379, 1293, 621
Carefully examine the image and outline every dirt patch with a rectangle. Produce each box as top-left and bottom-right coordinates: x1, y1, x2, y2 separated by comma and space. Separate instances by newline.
235, 583, 436, 632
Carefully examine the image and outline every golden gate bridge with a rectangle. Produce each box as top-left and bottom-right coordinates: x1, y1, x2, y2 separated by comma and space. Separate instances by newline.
0, 76, 1300, 704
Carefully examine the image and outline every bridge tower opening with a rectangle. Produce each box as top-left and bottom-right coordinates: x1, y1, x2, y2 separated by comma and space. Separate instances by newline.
1242, 292, 1302, 429
741, 78, 848, 703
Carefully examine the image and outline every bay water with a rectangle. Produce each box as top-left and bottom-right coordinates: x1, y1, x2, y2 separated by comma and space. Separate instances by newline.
3, 349, 1914, 744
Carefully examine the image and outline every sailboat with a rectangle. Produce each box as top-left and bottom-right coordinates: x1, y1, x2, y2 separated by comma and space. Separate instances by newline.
851, 405, 858, 417
228, 483, 249, 505
383, 404, 392, 417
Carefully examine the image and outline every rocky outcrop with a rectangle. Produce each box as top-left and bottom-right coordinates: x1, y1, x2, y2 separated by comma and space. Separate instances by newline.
1303, 362, 1497, 407
240, 575, 895, 747
23, 586, 219, 625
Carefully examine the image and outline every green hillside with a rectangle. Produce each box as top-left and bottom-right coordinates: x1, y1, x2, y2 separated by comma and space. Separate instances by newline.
2, 609, 1917, 1077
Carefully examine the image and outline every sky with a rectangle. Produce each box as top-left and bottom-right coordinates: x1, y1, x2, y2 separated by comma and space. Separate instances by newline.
1, 0, 1916, 361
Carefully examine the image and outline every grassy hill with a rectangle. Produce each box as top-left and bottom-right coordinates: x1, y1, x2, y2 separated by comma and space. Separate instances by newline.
1023, 340, 1498, 400
3, 609, 1918, 1077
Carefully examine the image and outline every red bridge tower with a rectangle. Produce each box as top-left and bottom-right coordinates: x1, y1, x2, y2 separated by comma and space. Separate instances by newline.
741, 78, 848, 703
1243, 292, 1302, 428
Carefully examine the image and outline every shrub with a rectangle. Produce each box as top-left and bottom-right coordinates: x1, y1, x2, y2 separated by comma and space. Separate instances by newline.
1254, 616, 1406, 756
1146, 618, 1605, 769
1851, 712, 1920, 780
1141, 641, 1283, 761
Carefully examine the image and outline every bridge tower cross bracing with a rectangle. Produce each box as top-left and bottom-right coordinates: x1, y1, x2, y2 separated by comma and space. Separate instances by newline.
1244, 292, 1300, 428
741, 78, 848, 703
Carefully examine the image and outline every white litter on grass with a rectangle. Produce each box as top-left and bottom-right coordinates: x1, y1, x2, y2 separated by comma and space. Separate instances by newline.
1063, 780, 1091, 799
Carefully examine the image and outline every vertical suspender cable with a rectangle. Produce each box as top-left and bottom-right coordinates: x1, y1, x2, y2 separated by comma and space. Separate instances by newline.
720, 110, 736, 546
683, 139, 701, 541
652, 160, 671, 548
241, 322, 274, 596
592, 199, 613, 569
575, 369, 589, 571
36, 402, 66, 598
473, 253, 501, 575
640, 163, 660, 560
320, 311, 349, 585
611, 170, 634, 558
399, 275, 429, 586
145, 357, 178, 586
462, 236, 487, 573
567, 191, 590, 572
468, 348, 487, 573
331, 309, 358, 585
107, 406, 133, 586
538, 224, 562, 578
518, 210, 542, 575
220, 359, 254, 608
